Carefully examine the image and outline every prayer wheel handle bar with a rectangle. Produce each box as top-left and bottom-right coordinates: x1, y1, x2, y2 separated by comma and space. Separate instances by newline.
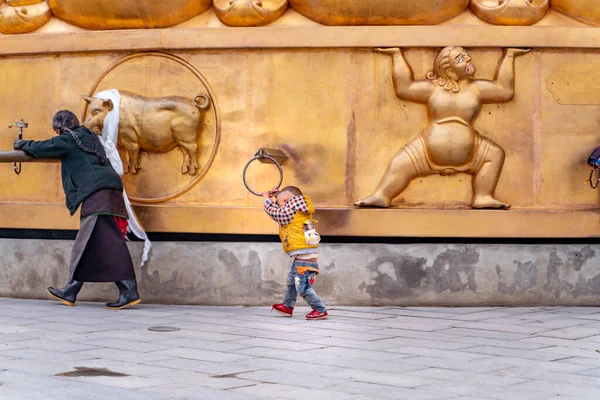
0, 150, 59, 163
242, 148, 289, 196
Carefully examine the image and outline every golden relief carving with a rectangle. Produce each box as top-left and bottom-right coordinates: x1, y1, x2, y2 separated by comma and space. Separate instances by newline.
356, 47, 530, 210
214, 0, 288, 27
288, 0, 469, 26
0, 46, 599, 238
0, 0, 598, 34
83, 91, 211, 176
8, 0, 44, 5
470, 0, 549, 26
83, 52, 221, 204
0, 0, 51, 34
47, 0, 211, 30
551, 0, 600, 27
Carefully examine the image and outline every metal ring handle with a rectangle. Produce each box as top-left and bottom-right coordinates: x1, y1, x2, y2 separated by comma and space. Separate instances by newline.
590, 168, 600, 189
243, 155, 283, 196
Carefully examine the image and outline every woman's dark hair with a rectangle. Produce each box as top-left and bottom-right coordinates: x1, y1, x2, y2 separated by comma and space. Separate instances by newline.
52, 110, 80, 133
52, 110, 107, 165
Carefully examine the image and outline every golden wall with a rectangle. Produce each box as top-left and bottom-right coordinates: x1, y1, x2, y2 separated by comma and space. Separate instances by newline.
0, 1, 599, 238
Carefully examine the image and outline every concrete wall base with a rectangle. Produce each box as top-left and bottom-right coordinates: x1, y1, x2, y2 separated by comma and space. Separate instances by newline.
1, 239, 599, 306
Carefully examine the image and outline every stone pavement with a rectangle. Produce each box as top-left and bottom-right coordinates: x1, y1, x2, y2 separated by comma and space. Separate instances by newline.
1, 299, 600, 399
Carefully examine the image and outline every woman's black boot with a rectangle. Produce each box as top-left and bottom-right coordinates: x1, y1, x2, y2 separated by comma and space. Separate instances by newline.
106, 279, 141, 310
47, 281, 84, 307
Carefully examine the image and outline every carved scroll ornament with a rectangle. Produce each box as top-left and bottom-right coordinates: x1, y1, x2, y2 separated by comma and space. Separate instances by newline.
0, 0, 51, 34
214, 0, 288, 27
470, 0, 549, 26
356, 46, 530, 210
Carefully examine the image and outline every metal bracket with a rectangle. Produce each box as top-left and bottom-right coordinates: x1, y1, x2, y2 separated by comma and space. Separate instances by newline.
8, 119, 28, 175
254, 148, 289, 166
243, 148, 289, 196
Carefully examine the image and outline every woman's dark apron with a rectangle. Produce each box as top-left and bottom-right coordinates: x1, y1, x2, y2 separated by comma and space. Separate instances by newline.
68, 189, 135, 282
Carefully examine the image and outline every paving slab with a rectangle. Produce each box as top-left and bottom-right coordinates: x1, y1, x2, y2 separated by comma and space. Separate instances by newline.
2, 298, 600, 399
421, 382, 551, 400
513, 380, 600, 399
144, 357, 261, 376
538, 327, 600, 340
404, 367, 530, 387
232, 382, 365, 400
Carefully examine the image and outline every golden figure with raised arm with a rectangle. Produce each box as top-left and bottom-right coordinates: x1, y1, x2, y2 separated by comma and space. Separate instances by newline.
355, 46, 530, 209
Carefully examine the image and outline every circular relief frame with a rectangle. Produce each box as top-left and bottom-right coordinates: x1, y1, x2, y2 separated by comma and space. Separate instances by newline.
83, 51, 221, 204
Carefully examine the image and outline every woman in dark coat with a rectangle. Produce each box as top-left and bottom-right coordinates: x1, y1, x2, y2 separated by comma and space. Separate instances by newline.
13, 110, 141, 310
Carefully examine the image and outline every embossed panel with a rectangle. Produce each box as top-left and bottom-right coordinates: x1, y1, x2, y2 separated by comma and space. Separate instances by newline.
288, 0, 470, 26
47, 0, 212, 29
0, 26, 598, 237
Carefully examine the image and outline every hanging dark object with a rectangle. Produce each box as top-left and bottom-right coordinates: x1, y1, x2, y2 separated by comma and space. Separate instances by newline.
586, 145, 600, 189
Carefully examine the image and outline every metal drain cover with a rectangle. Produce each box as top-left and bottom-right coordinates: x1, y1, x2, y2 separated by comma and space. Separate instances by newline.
148, 326, 181, 332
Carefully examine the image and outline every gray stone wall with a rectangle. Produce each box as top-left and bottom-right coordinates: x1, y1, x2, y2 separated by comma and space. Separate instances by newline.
1, 239, 599, 306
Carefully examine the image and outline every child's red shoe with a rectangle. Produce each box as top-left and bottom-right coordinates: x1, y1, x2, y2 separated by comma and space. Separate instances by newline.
272, 303, 293, 317
306, 310, 328, 320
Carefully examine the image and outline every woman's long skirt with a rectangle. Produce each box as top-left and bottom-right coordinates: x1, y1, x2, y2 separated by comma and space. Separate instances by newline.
68, 215, 135, 282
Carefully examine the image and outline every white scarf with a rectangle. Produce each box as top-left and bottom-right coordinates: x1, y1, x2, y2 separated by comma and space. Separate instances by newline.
95, 89, 151, 267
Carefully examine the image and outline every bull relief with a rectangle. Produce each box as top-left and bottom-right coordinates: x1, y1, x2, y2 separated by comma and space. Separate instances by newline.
355, 46, 530, 210
82, 52, 221, 204
83, 92, 211, 176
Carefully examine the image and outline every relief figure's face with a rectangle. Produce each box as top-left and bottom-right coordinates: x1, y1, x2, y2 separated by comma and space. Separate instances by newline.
82, 96, 113, 135
449, 47, 475, 80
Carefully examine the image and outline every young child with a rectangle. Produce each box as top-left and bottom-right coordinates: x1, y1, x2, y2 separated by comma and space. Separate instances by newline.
263, 186, 328, 320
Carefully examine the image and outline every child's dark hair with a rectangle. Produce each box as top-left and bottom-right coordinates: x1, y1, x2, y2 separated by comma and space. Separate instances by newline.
279, 186, 302, 196
53, 110, 107, 165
